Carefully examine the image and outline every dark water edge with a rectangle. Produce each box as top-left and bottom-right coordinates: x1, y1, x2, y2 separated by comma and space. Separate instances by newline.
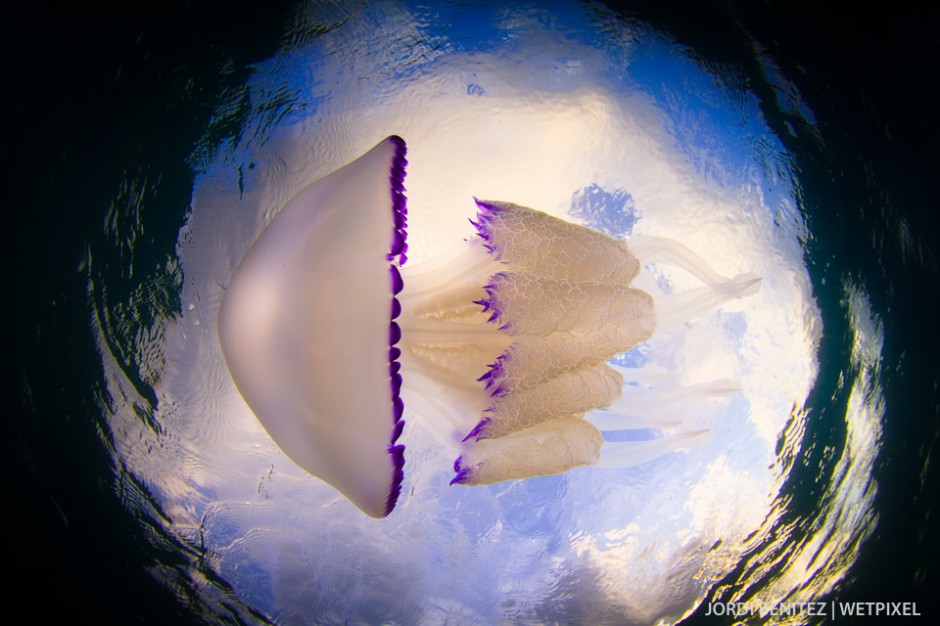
5, 3, 293, 623
6, 1, 938, 624
612, 1, 940, 624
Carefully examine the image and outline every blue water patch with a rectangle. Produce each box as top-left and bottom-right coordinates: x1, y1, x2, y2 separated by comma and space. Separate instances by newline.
602, 427, 660, 442
609, 346, 649, 368
626, 34, 789, 197
569, 183, 638, 238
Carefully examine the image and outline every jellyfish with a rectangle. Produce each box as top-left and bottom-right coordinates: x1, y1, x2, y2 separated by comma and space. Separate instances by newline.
218, 136, 760, 518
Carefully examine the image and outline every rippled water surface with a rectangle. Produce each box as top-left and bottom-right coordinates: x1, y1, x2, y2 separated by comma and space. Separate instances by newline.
10, 1, 938, 624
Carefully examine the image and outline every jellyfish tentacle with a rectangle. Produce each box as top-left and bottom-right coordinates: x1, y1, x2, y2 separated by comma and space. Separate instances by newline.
587, 378, 738, 431
452, 415, 604, 486
397, 199, 657, 480
595, 429, 711, 468
653, 272, 761, 334
398, 317, 512, 351
626, 234, 762, 335
484, 334, 647, 395
400, 238, 499, 297
588, 412, 685, 431
474, 199, 641, 285
399, 389, 477, 444
628, 235, 733, 287
447, 201, 760, 485
449, 202, 660, 484
606, 378, 739, 417
473, 363, 623, 439
480, 273, 656, 351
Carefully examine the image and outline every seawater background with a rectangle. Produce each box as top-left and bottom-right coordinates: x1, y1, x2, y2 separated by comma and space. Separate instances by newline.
6, 1, 938, 624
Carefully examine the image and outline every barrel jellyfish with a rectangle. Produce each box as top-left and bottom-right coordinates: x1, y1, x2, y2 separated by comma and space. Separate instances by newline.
218, 136, 760, 518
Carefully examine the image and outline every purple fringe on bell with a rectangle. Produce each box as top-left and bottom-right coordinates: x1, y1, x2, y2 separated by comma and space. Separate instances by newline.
388, 135, 409, 265
385, 135, 409, 516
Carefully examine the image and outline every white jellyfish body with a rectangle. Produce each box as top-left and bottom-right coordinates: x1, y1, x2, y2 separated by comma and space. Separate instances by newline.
218, 136, 760, 518
218, 137, 407, 518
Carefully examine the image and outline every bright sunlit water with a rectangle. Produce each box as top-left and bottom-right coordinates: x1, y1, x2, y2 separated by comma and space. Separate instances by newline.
11, 1, 936, 624
91, 2, 858, 623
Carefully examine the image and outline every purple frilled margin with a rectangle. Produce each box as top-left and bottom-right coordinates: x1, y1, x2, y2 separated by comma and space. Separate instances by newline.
385, 135, 408, 516
450, 200, 516, 485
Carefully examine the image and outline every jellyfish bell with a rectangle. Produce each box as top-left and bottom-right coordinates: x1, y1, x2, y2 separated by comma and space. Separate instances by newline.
218, 136, 407, 518
218, 135, 760, 518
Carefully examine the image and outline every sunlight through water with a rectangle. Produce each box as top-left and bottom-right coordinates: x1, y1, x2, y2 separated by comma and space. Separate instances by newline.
87, 2, 885, 623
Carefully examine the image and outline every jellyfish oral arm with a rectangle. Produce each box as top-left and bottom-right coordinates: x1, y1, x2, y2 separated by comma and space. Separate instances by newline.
453, 415, 604, 486
628, 235, 762, 334
404, 200, 659, 486
405, 200, 761, 486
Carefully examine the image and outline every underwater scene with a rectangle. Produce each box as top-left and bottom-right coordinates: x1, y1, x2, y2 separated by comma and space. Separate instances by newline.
8, 1, 938, 624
